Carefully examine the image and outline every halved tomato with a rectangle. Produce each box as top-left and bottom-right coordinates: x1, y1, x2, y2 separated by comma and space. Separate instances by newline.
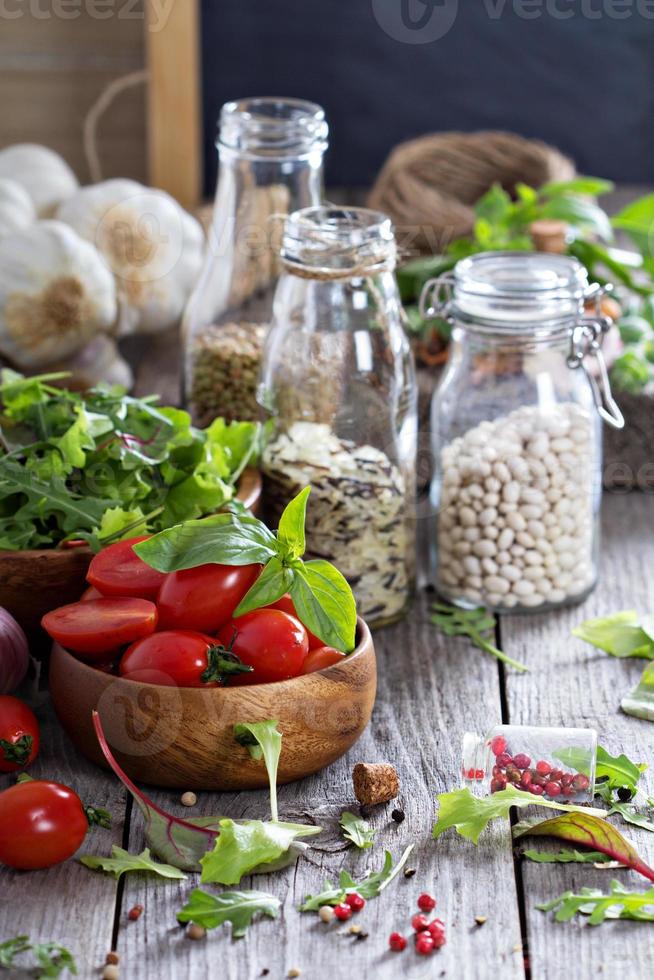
301, 646, 346, 674
42, 598, 158, 659
86, 536, 167, 600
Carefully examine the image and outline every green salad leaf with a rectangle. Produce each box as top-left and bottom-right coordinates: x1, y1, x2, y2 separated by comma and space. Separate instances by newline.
233, 721, 282, 822
622, 662, 654, 722
200, 819, 320, 886
0, 935, 77, 977
430, 603, 529, 673
136, 489, 358, 652
522, 848, 617, 865
300, 846, 414, 912
538, 880, 654, 924
177, 888, 281, 938
79, 845, 187, 880
339, 811, 376, 849
572, 610, 654, 659
0, 370, 259, 550
433, 787, 606, 844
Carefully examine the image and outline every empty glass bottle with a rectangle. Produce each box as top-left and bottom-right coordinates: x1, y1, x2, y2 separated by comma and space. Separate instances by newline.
182, 97, 327, 425
462, 723, 597, 803
259, 206, 417, 628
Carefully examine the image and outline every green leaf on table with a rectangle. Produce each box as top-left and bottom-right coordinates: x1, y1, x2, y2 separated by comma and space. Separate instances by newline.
433, 787, 606, 844
177, 888, 281, 938
30, 942, 78, 979
553, 744, 644, 795
300, 845, 414, 911
522, 848, 618, 866
538, 879, 654, 925
608, 801, 654, 835
233, 557, 294, 617
0, 936, 31, 968
622, 662, 654, 722
134, 512, 279, 571
277, 485, 310, 559
430, 603, 529, 672
514, 811, 654, 882
79, 845, 187, 880
200, 818, 320, 886
233, 720, 283, 822
339, 811, 376, 849
572, 610, 654, 659
290, 559, 357, 653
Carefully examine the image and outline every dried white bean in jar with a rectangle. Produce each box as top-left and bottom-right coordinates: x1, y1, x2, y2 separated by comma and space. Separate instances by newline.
436, 404, 595, 610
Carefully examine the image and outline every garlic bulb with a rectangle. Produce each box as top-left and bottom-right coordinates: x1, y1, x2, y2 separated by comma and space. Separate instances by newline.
0, 144, 78, 217
57, 179, 204, 335
0, 178, 36, 236
0, 220, 117, 369
51, 334, 134, 391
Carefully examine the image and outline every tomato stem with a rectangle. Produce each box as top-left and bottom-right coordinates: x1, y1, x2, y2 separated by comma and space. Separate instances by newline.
0, 735, 33, 767
202, 646, 253, 685
84, 805, 112, 829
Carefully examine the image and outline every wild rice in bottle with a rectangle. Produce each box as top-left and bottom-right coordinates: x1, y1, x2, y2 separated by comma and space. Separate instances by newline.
263, 422, 413, 623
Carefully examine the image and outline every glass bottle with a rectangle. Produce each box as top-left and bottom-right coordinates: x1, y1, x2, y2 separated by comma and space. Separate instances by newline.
462, 723, 597, 804
259, 206, 417, 628
421, 252, 625, 614
182, 97, 328, 425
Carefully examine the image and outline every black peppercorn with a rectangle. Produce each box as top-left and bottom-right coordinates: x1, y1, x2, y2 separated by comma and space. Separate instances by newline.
391, 808, 405, 824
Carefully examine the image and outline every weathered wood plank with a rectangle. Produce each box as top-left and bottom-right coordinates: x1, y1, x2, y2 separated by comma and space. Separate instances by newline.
0, 700, 126, 976
116, 594, 524, 980
501, 491, 654, 980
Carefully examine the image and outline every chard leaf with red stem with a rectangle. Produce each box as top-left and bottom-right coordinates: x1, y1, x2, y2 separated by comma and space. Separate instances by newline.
514, 811, 654, 883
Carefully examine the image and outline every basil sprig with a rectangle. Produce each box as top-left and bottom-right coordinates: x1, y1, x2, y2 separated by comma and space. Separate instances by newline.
134, 487, 357, 652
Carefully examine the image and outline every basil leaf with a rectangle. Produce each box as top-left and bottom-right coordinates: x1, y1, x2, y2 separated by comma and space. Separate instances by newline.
290, 559, 357, 653
234, 557, 294, 617
134, 513, 278, 571
277, 485, 310, 559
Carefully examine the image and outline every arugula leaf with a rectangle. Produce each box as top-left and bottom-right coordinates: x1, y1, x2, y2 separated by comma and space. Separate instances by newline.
622, 662, 654, 722
339, 811, 376, 849
430, 603, 529, 672
177, 888, 281, 938
572, 610, 654, 659
608, 801, 654, 835
554, 744, 643, 796
0, 936, 77, 978
277, 485, 310, 559
514, 811, 654, 882
200, 818, 320, 886
79, 845, 187, 880
233, 721, 282, 822
522, 848, 617, 865
538, 879, 654, 924
300, 845, 414, 911
432, 787, 606, 844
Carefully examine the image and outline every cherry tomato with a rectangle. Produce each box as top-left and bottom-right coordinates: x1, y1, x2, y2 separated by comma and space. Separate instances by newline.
270, 594, 325, 648
0, 696, 40, 773
80, 585, 102, 601
86, 535, 167, 599
156, 563, 261, 633
301, 646, 346, 674
42, 598, 158, 659
217, 609, 309, 685
0, 780, 90, 869
119, 630, 252, 687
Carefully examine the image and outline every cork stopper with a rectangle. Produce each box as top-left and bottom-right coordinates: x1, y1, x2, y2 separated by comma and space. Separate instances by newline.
352, 762, 399, 805
529, 219, 568, 254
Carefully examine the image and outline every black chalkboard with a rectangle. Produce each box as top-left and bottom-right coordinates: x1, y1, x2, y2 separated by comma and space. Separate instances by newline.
200, 1, 654, 195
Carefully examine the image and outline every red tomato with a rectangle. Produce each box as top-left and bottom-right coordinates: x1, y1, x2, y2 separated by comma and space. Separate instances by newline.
156, 563, 261, 633
42, 598, 158, 658
0, 780, 89, 869
217, 609, 309, 685
80, 585, 102, 601
271, 594, 324, 648
302, 646, 346, 674
86, 535, 167, 599
119, 630, 252, 687
0, 696, 40, 773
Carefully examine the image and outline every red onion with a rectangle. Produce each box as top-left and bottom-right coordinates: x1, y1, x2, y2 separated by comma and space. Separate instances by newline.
0, 607, 29, 693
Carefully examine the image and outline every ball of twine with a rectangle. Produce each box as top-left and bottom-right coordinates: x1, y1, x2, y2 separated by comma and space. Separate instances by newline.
368, 130, 575, 254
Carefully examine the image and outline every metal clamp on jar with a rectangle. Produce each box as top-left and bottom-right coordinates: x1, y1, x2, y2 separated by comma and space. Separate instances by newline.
420, 251, 625, 614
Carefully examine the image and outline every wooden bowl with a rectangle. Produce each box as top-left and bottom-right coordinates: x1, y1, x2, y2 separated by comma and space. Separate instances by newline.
49, 619, 376, 790
0, 468, 262, 654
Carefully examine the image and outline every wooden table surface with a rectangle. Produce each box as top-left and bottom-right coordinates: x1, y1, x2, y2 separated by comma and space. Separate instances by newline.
3, 226, 654, 980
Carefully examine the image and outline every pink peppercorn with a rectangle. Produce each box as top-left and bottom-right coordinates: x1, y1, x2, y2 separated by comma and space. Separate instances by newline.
334, 903, 352, 921
345, 893, 365, 912
389, 932, 407, 952
417, 893, 436, 912
411, 914, 430, 932
490, 735, 507, 756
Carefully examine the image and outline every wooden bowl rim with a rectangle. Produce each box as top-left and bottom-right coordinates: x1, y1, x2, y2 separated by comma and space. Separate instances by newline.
51, 616, 372, 694
0, 467, 262, 560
